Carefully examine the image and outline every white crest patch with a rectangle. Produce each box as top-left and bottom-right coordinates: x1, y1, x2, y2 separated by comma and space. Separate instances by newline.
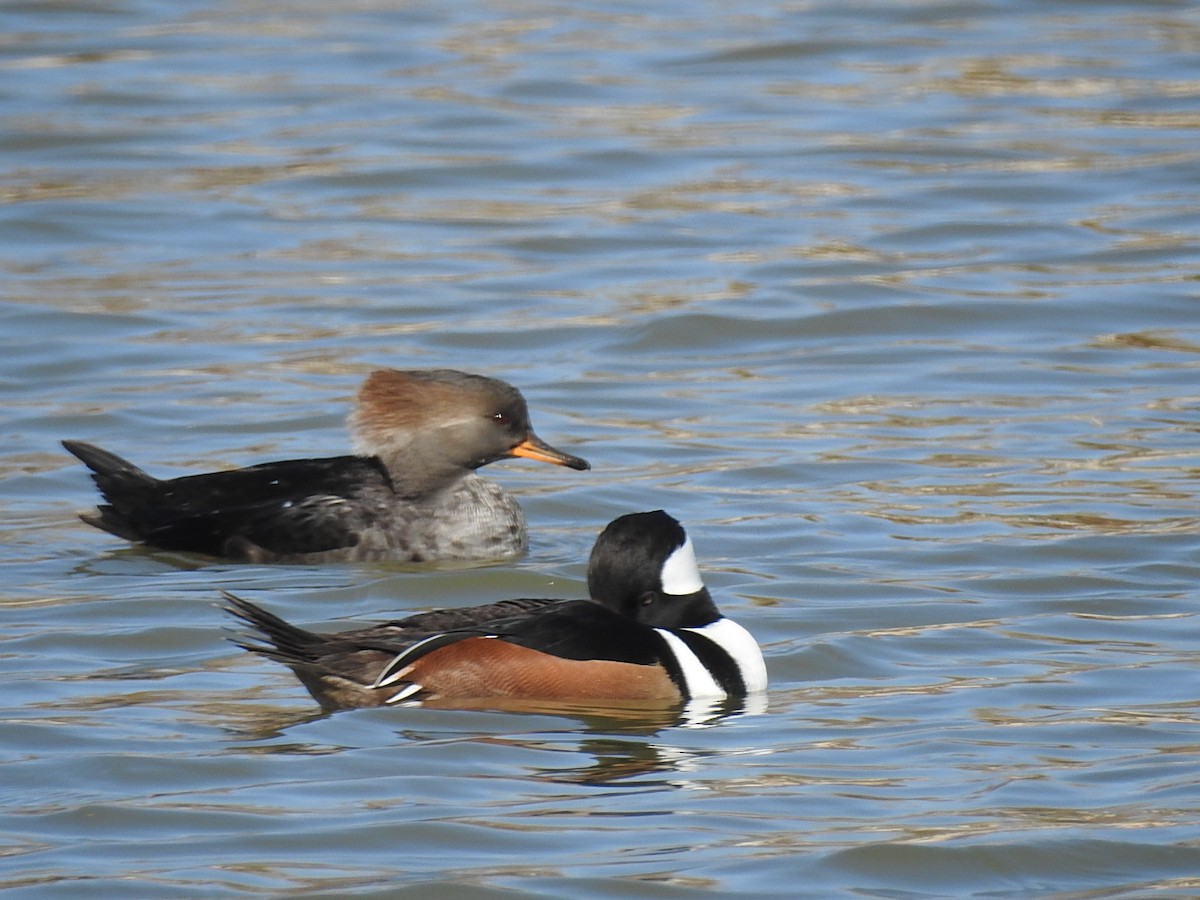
685, 618, 768, 693
659, 536, 704, 596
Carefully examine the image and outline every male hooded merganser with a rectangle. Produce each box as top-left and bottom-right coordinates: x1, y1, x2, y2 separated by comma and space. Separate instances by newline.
63, 368, 588, 563
225, 510, 768, 710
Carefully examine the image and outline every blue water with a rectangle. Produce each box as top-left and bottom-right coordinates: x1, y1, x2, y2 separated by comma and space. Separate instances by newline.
2, 0, 1200, 896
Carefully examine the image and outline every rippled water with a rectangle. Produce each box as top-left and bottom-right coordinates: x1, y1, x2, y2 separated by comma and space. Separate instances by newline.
3, 0, 1200, 896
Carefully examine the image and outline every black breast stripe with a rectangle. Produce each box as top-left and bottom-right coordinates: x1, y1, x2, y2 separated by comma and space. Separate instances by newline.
650, 631, 688, 695
671, 629, 747, 697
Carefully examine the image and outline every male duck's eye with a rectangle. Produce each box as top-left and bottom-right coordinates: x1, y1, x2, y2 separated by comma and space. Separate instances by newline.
639, 592, 657, 607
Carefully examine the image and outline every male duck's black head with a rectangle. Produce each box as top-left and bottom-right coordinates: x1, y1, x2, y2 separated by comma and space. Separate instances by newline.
586, 510, 722, 629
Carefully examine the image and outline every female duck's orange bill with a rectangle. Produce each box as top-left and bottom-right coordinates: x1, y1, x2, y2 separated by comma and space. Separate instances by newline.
509, 433, 590, 470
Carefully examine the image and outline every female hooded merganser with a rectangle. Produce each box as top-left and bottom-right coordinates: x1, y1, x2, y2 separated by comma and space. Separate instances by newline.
225, 510, 768, 710
63, 368, 588, 563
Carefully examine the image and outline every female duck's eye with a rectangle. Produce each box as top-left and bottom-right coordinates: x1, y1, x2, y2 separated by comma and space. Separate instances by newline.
492, 412, 510, 427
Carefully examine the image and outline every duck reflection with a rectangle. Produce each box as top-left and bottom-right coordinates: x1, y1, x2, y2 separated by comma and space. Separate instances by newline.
216, 688, 767, 784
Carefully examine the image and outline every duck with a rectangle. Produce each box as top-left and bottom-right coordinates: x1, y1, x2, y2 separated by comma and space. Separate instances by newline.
63, 368, 588, 563
225, 510, 768, 710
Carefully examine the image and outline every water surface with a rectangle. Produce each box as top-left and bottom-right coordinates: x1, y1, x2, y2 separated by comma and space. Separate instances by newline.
2, 0, 1200, 896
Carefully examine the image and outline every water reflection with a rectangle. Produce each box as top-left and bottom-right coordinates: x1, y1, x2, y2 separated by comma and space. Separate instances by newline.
208, 690, 770, 787
416, 692, 769, 729
216, 691, 767, 742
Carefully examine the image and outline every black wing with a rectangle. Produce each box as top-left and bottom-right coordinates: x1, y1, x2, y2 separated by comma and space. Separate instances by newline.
487, 600, 667, 664
374, 599, 667, 687
371, 597, 564, 635
77, 450, 394, 557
